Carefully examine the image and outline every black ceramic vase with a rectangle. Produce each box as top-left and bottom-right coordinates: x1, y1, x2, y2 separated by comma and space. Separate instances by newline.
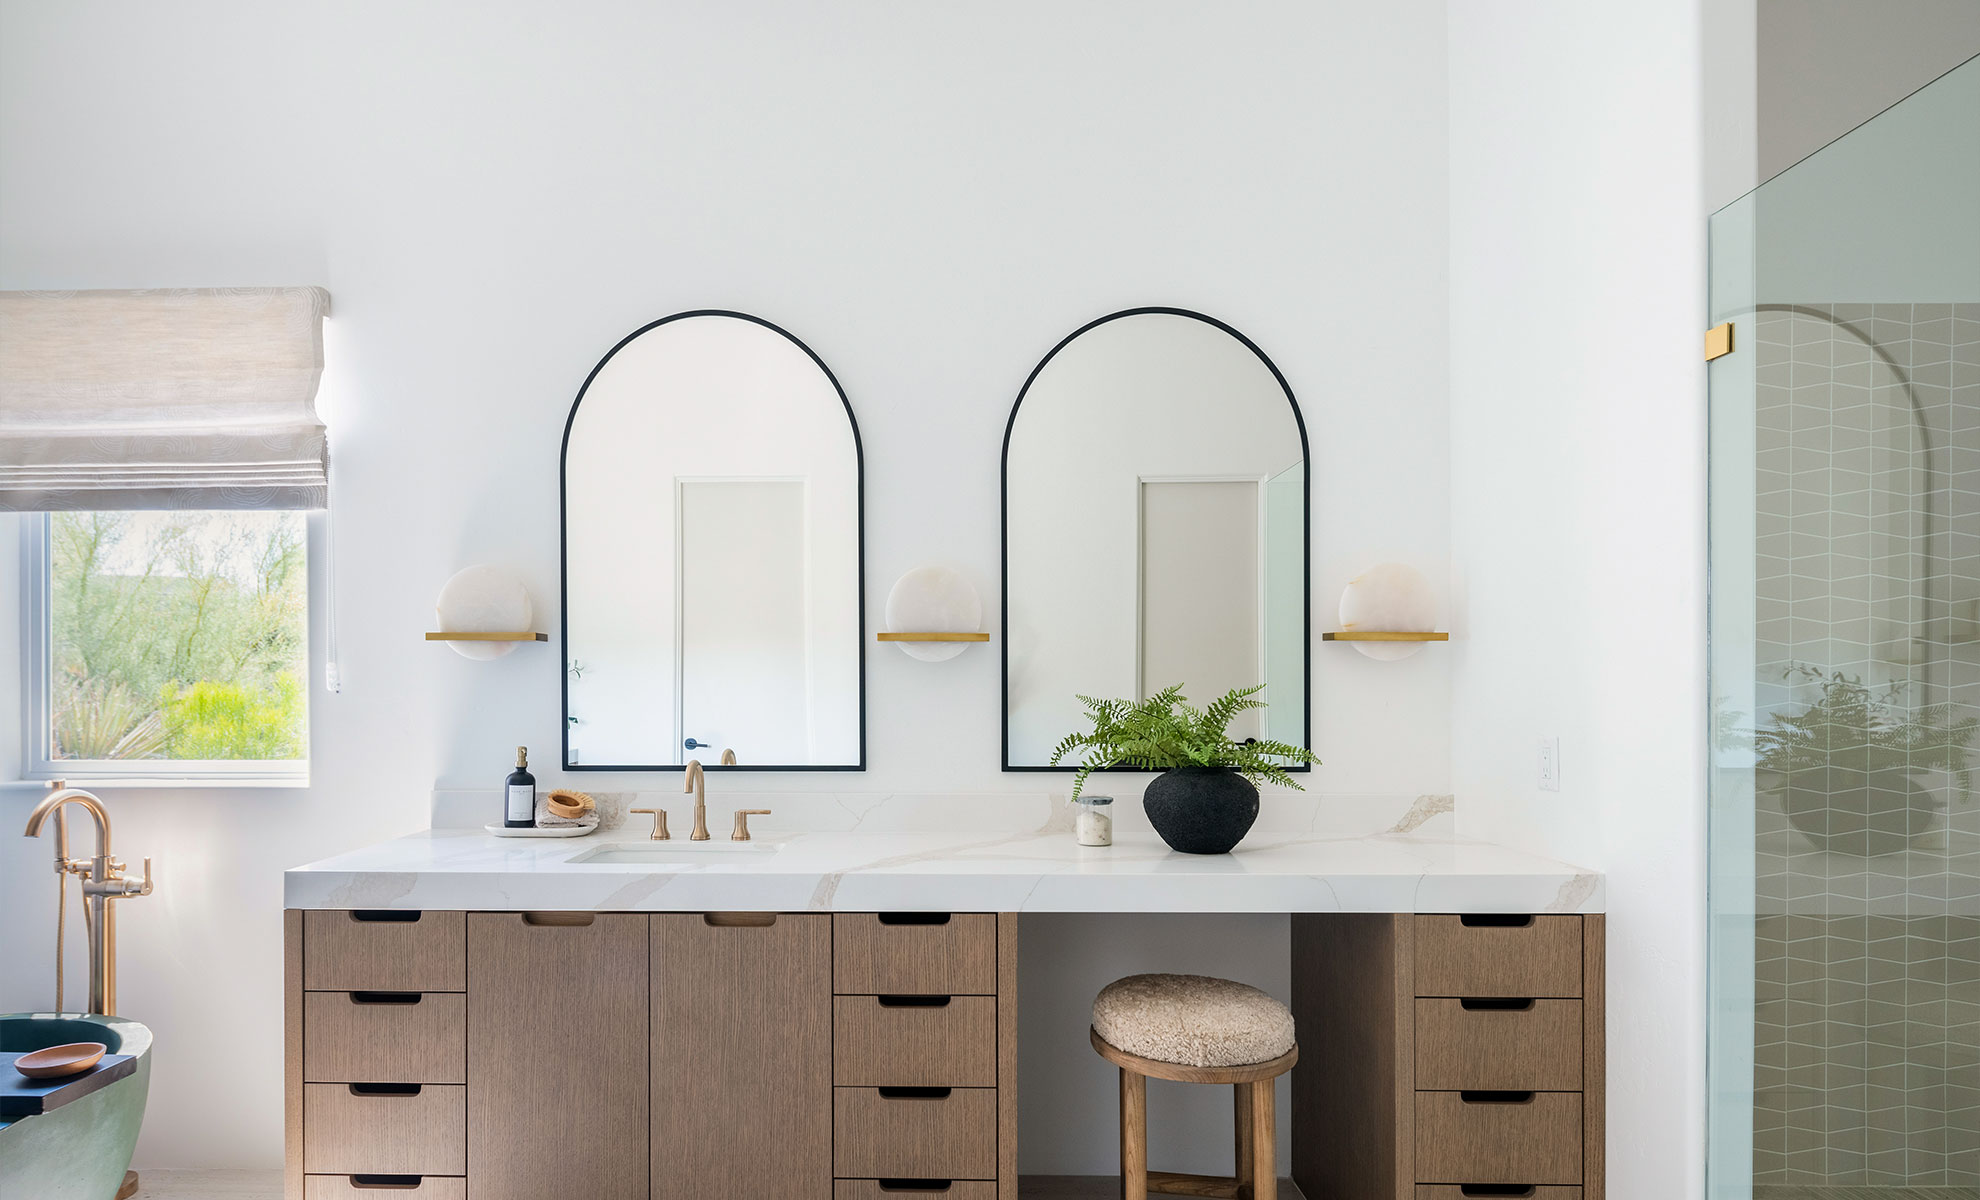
1142, 766, 1260, 854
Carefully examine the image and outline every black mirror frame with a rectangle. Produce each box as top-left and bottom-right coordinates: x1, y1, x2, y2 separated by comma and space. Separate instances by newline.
558, 309, 867, 772
999, 306, 1312, 773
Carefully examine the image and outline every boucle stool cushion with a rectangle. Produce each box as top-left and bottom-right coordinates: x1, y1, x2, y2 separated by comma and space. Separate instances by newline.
1091, 973, 1296, 1068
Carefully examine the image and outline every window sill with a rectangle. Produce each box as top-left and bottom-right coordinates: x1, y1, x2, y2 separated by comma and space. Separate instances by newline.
7, 776, 310, 791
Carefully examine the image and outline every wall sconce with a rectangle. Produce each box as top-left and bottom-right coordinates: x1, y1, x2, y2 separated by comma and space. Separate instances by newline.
878, 566, 988, 662
426, 564, 546, 659
1323, 562, 1447, 660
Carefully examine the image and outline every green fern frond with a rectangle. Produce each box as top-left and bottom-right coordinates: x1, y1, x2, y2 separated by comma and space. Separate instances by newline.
1054, 682, 1320, 800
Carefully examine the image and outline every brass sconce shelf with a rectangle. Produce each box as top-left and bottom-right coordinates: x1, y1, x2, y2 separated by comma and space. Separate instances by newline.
1322, 631, 1449, 642
425, 631, 549, 642
877, 632, 990, 643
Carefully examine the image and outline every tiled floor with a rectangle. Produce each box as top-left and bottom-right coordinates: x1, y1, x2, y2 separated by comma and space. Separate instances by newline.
1754, 1187, 1980, 1200
127, 1171, 1307, 1199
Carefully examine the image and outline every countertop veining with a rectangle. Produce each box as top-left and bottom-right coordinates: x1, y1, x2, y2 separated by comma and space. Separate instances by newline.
283, 826, 1603, 914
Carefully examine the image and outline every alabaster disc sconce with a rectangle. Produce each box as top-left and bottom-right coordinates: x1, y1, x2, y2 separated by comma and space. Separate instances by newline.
1326, 562, 1447, 660
427, 564, 545, 659
881, 566, 988, 662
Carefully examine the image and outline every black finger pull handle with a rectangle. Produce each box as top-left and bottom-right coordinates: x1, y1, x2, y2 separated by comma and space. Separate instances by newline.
348, 1083, 422, 1097
1459, 1188, 1537, 1198
878, 1086, 952, 1100
1459, 1090, 1536, 1104
878, 912, 952, 926
876, 1184, 956, 1195
1460, 997, 1535, 1011
1460, 913, 1534, 928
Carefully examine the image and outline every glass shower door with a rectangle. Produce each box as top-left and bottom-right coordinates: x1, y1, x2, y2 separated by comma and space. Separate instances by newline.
1707, 53, 1980, 1200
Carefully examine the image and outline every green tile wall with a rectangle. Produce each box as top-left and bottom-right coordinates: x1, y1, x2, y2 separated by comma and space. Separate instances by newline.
1751, 303, 1980, 1188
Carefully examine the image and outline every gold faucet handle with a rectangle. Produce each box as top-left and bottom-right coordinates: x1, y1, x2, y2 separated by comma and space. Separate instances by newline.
731, 810, 771, 842
123, 857, 154, 897
629, 808, 670, 841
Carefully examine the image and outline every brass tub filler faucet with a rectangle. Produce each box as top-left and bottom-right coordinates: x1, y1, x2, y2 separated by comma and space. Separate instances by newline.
23, 780, 155, 1016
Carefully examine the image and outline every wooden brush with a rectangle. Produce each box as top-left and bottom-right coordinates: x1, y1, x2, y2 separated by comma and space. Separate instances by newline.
544, 788, 595, 820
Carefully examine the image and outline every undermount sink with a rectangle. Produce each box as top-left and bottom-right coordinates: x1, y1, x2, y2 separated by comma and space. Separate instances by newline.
569, 840, 784, 864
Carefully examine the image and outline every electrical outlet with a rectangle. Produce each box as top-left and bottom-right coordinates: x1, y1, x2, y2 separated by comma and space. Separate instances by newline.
1538, 736, 1560, 792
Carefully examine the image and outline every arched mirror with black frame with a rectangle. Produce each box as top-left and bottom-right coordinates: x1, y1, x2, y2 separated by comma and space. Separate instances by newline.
1001, 307, 1310, 771
561, 310, 865, 771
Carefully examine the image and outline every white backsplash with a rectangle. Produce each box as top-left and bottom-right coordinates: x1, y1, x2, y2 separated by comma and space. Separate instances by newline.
432, 787, 1455, 839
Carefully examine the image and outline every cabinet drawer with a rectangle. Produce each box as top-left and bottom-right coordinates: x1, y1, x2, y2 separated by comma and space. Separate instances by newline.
305, 1177, 466, 1200
835, 995, 997, 1086
834, 1087, 997, 1180
1415, 916, 1581, 998
304, 911, 466, 993
836, 1182, 999, 1200
835, 914, 996, 995
303, 1084, 466, 1176
1415, 999, 1581, 1092
1417, 1189, 1582, 1200
1414, 1091, 1582, 1185
304, 993, 465, 1084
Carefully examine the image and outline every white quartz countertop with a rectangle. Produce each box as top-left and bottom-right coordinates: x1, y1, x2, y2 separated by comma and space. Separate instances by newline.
283, 828, 1604, 914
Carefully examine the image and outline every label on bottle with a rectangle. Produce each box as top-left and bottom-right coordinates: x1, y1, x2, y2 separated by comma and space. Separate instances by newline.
507, 784, 535, 823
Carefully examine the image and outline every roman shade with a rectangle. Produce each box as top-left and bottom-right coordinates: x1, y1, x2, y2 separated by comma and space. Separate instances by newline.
0, 286, 331, 510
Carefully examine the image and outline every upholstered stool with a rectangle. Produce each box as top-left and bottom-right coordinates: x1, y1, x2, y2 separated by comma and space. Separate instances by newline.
1090, 973, 1298, 1200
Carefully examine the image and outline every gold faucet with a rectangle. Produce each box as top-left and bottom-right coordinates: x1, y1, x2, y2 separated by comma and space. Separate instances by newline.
24, 781, 153, 1016
685, 760, 710, 840
720, 748, 737, 766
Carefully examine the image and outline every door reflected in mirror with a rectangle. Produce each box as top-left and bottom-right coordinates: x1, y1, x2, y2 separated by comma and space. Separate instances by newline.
1002, 308, 1308, 769
561, 312, 864, 770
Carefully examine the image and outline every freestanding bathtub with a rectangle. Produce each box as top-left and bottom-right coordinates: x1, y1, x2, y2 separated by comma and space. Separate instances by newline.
0, 1013, 152, 1200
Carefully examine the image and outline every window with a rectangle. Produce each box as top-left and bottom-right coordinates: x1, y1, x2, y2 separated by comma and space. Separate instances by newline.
23, 510, 309, 783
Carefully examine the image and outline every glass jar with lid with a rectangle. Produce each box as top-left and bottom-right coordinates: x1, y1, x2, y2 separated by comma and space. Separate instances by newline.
1075, 795, 1113, 846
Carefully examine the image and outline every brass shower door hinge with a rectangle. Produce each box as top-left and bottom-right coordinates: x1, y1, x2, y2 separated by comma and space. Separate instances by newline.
1704, 322, 1734, 361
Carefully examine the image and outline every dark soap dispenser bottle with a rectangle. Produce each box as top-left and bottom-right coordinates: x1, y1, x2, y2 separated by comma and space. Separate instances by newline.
505, 745, 536, 828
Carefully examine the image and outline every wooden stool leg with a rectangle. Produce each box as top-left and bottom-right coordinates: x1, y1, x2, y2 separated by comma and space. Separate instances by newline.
1120, 1066, 1148, 1200
1234, 1082, 1255, 1197
1244, 1078, 1275, 1200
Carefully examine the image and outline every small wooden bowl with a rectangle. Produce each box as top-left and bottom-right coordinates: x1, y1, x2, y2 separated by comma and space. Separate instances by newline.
15, 1041, 107, 1079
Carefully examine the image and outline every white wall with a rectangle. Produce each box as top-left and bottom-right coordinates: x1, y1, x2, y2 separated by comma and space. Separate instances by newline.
1447, 7, 1708, 1200
1701, 0, 1758, 212
0, 0, 1452, 1173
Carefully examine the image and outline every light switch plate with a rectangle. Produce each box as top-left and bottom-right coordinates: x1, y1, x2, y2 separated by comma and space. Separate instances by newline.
1538, 736, 1560, 792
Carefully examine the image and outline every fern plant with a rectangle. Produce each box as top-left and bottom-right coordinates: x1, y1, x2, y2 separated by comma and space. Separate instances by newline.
1049, 683, 1319, 801
1752, 665, 1977, 805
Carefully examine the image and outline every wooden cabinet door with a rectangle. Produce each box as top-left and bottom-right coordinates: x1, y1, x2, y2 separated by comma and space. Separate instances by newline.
468, 913, 649, 1200
652, 913, 831, 1198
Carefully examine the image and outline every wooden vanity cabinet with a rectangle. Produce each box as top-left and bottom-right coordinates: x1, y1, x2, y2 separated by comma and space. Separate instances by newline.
467, 912, 649, 1200
651, 913, 833, 1198
1290, 913, 1606, 1200
829, 914, 1017, 1199
288, 909, 1015, 1200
